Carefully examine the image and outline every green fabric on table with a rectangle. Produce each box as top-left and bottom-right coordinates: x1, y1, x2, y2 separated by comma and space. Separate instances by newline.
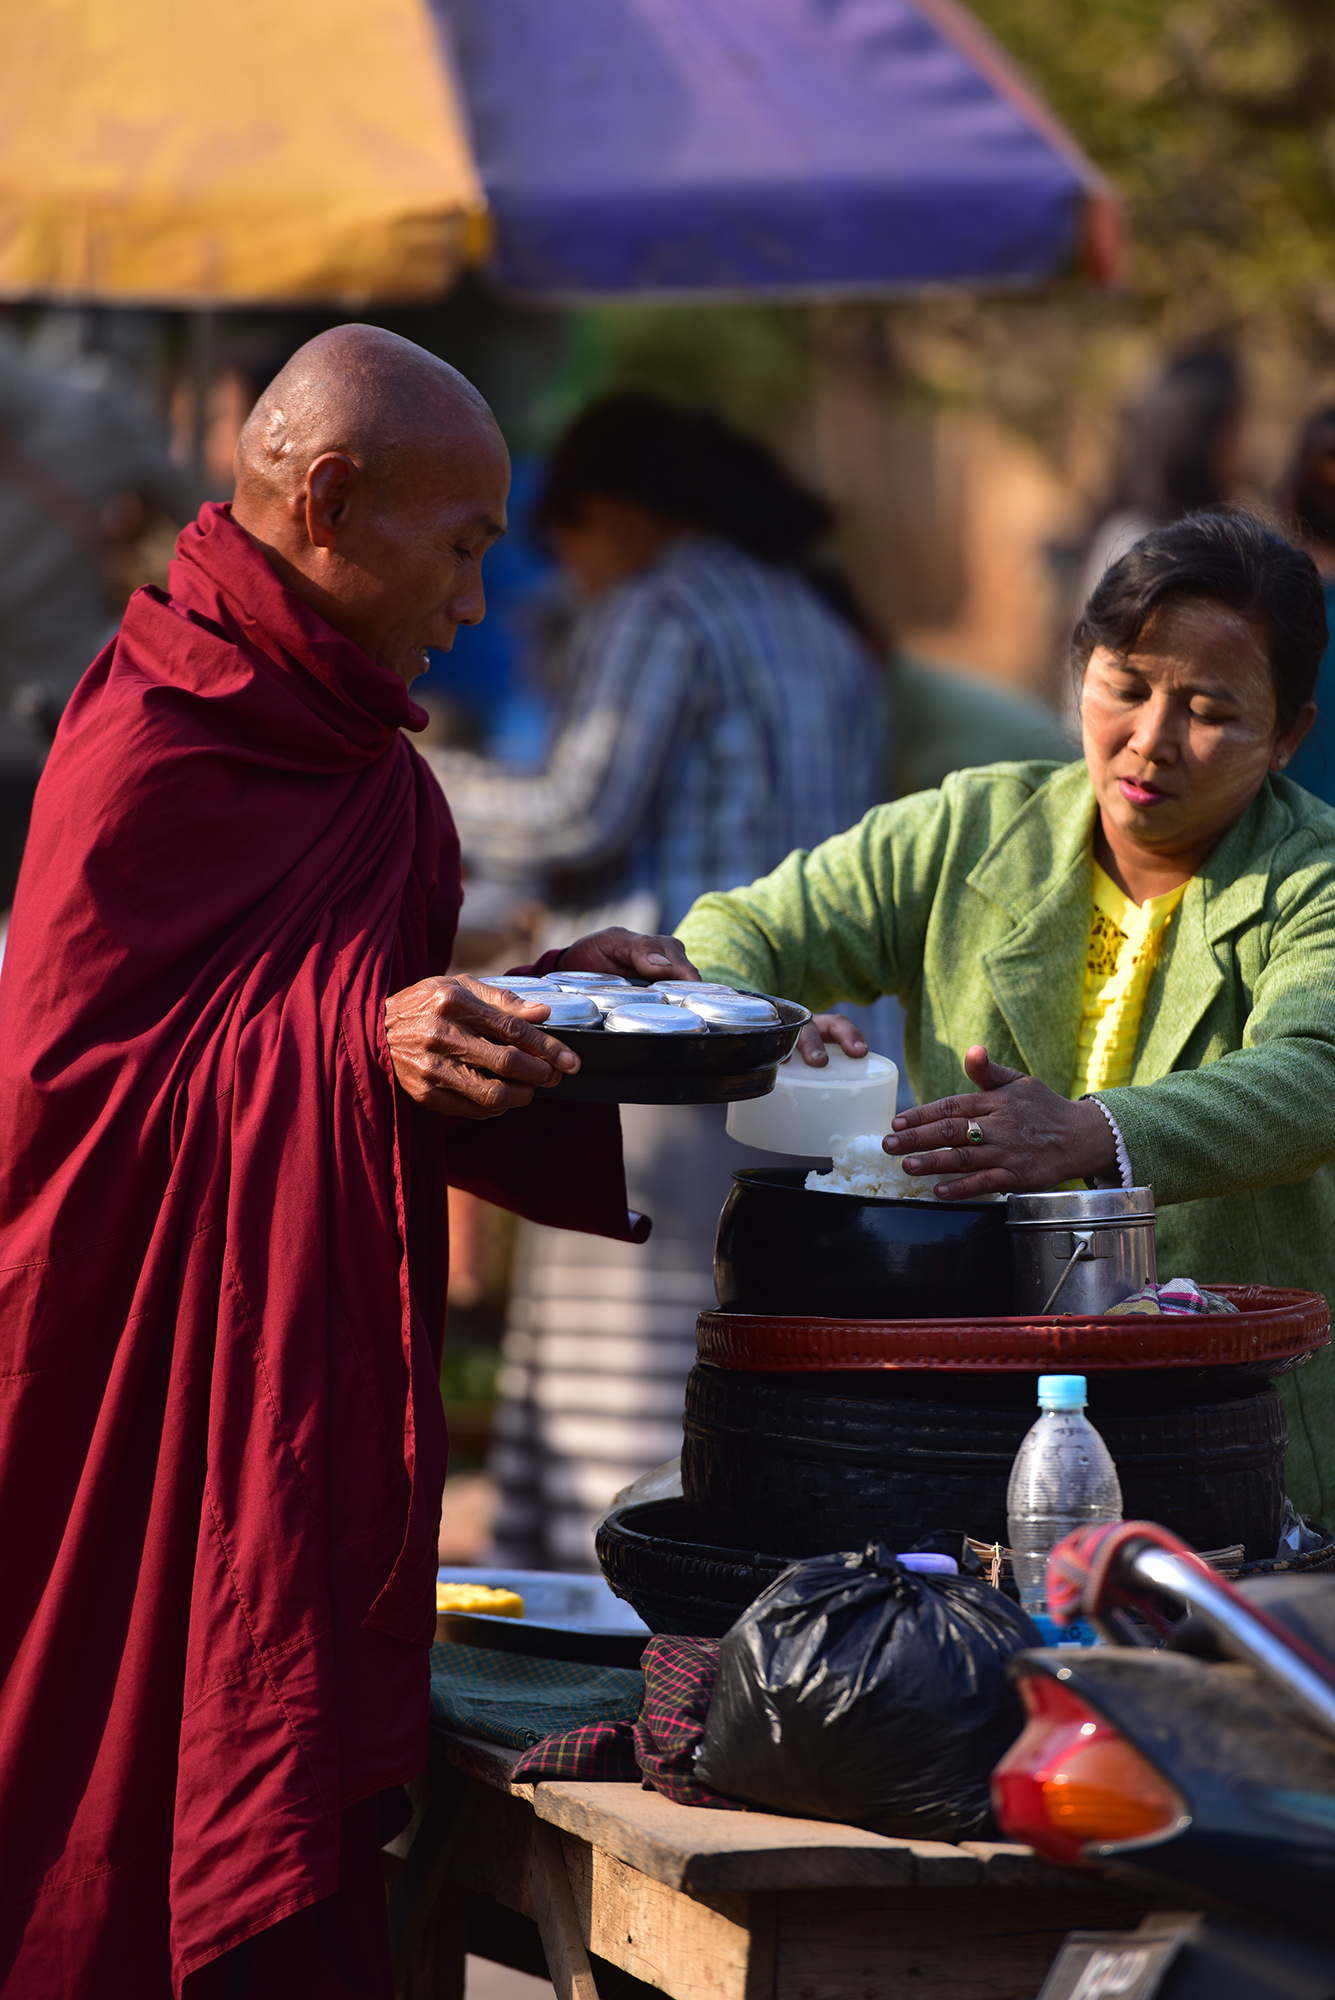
428, 1642, 645, 1750
677, 759, 1335, 1522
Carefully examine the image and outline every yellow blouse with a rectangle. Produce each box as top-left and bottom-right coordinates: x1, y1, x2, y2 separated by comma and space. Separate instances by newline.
1070, 863, 1187, 1099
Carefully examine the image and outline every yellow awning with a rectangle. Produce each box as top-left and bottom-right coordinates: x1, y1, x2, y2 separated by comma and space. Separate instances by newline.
0, 0, 485, 305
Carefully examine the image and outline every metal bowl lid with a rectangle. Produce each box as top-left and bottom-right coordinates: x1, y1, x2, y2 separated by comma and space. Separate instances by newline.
548, 970, 629, 987
604, 1005, 707, 1034
594, 988, 667, 1012
538, 993, 603, 1026
653, 980, 738, 998
682, 994, 780, 1026
1006, 1186, 1156, 1226
557, 979, 638, 997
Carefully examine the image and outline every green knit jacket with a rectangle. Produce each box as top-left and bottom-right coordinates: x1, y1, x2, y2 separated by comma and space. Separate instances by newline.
677, 760, 1335, 1521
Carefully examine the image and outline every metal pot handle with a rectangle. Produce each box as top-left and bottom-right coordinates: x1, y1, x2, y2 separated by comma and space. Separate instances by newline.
1040, 1230, 1098, 1314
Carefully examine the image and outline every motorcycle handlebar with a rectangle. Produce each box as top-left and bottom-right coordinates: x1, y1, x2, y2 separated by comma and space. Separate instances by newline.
1046, 1521, 1335, 1741
1127, 1544, 1335, 1739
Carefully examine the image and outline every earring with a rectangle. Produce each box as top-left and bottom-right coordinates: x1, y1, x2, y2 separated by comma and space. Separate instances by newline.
1277, 757, 1288, 769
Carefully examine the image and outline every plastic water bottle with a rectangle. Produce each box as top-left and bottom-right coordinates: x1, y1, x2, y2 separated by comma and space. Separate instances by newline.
1006, 1374, 1122, 1617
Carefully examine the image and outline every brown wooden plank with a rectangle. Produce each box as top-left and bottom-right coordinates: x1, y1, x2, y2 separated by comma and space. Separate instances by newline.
772, 1884, 1171, 2000
903, 1840, 981, 1887
532, 1782, 918, 1895
450, 1781, 540, 1921
434, 1728, 528, 1793
957, 1841, 1078, 1888
564, 1834, 764, 2000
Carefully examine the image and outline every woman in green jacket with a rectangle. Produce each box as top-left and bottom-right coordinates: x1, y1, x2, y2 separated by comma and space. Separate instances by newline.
674, 511, 1335, 1519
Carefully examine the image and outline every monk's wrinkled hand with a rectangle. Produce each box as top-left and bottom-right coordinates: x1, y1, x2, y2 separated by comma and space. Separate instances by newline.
556, 926, 701, 983
795, 1011, 867, 1067
881, 1044, 1117, 1199
384, 975, 579, 1120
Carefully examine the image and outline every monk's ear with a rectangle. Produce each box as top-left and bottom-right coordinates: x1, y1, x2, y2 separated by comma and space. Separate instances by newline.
304, 453, 361, 548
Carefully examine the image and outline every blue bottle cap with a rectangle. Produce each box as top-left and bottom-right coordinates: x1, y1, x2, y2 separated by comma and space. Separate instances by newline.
1037, 1373, 1087, 1410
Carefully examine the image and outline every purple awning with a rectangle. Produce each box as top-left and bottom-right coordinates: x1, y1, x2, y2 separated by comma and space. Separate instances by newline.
434, 0, 1121, 300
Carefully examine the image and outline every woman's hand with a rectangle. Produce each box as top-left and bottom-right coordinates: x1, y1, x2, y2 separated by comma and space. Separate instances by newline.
556, 927, 700, 982
795, 1012, 869, 1065
882, 1045, 1117, 1198
384, 975, 580, 1120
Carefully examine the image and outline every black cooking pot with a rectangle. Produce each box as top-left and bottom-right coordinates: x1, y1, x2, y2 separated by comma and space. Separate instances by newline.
713, 1167, 1012, 1319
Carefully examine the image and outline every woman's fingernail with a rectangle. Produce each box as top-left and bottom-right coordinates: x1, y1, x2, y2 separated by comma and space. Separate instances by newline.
647, 953, 672, 966
891, 1114, 907, 1130
904, 1157, 923, 1173
558, 1051, 579, 1070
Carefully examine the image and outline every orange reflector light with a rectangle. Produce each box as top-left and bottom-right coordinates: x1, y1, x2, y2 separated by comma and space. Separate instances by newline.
992, 1673, 1185, 1865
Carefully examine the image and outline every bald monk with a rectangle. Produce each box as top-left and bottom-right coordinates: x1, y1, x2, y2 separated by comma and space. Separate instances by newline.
0, 326, 692, 1998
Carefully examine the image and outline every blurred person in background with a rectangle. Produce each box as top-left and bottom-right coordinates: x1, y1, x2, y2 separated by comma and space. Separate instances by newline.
0, 321, 184, 980
1076, 349, 1244, 610
0, 321, 183, 767
1277, 404, 1335, 808
428, 393, 887, 1567
888, 652, 1076, 796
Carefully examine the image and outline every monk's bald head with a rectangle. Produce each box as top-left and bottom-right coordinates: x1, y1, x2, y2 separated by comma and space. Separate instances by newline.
230, 326, 510, 689
235, 324, 498, 501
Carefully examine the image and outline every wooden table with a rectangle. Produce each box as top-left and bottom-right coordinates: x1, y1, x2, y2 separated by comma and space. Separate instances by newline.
388, 1729, 1178, 2000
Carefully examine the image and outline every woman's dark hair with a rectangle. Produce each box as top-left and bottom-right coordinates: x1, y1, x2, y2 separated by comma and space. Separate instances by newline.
1111, 349, 1243, 522
1277, 403, 1335, 550
536, 392, 832, 564
1073, 509, 1328, 732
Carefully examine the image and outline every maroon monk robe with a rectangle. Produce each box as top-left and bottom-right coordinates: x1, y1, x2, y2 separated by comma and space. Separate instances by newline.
0, 503, 645, 1998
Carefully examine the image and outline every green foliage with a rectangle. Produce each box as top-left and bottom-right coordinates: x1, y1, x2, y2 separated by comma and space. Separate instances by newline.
439, 1343, 502, 1405
968, 0, 1335, 342
592, 304, 814, 441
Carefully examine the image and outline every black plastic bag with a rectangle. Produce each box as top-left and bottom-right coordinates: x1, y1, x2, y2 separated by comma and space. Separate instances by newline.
695, 1541, 1041, 1841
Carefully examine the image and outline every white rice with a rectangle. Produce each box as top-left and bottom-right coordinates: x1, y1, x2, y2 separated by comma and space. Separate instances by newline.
805, 1134, 1001, 1201
805, 1135, 931, 1199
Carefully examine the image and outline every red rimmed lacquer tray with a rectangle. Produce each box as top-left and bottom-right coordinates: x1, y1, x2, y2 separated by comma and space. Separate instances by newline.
694, 1286, 1328, 1372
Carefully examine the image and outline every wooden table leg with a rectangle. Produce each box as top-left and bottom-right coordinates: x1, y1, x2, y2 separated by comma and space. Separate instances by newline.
529, 1817, 600, 2000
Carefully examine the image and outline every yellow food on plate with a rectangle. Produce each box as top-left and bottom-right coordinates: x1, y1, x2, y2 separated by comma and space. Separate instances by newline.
435, 1581, 524, 1618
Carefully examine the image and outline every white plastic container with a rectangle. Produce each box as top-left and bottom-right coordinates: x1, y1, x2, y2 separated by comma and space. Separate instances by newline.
725, 1044, 898, 1155
1006, 1374, 1122, 1616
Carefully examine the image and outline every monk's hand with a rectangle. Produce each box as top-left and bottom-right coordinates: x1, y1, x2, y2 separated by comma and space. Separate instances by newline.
556, 927, 701, 983
384, 975, 580, 1121
881, 1044, 1117, 1199
795, 1012, 867, 1066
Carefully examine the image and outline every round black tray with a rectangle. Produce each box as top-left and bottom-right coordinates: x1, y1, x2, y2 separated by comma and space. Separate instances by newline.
436, 1611, 648, 1669
545, 992, 810, 1104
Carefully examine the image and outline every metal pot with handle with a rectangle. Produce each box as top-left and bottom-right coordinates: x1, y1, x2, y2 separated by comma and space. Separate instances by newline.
1006, 1187, 1157, 1316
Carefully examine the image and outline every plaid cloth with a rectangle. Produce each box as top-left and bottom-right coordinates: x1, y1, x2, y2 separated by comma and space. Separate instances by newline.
511, 1635, 745, 1810
428, 1642, 643, 1751
1107, 1278, 1239, 1316
510, 1719, 640, 1783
